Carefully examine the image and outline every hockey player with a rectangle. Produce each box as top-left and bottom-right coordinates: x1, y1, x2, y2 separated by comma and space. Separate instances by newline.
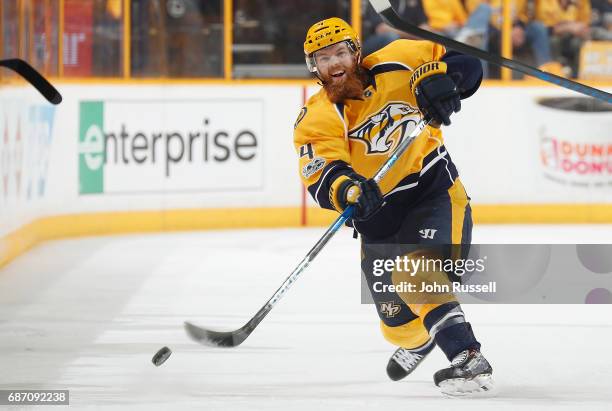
294, 18, 493, 396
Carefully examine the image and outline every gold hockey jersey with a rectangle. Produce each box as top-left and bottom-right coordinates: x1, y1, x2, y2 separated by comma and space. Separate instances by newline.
294, 39, 460, 212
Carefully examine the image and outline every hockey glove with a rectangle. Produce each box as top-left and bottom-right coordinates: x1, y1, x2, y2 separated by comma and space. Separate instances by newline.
330, 175, 385, 222
410, 61, 461, 127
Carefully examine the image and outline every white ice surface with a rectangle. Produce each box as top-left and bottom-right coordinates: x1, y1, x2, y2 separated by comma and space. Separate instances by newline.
1, 225, 611, 410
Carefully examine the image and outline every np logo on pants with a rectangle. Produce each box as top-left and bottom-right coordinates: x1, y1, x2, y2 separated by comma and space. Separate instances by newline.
380, 301, 401, 318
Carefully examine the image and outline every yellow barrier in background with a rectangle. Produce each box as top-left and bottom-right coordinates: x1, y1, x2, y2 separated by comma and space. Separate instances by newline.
2, 204, 612, 270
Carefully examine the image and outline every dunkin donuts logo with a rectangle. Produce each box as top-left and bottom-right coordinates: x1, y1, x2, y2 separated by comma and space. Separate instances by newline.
540, 135, 612, 186
537, 96, 611, 187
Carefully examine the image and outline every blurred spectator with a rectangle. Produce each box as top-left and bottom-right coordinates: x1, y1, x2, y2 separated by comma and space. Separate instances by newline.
422, 0, 495, 45
362, 0, 493, 58
590, 0, 612, 40
361, 0, 431, 57
420, 0, 495, 76
131, 0, 223, 77
422, 0, 468, 35
468, 0, 563, 78
165, 0, 222, 77
536, 0, 592, 77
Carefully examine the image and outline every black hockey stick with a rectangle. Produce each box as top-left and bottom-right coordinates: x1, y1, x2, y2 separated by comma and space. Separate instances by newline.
369, 0, 612, 104
184, 117, 431, 347
0, 58, 62, 104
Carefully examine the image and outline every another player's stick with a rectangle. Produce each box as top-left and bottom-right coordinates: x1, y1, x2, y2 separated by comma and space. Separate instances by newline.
0, 58, 62, 104
185, 117, 431, 347
369, 0, 612, 104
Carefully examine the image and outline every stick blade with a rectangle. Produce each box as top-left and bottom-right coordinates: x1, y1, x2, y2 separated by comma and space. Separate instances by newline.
184, 321, 249, 348
0, 58, 62, 104
368, 0, 392, 12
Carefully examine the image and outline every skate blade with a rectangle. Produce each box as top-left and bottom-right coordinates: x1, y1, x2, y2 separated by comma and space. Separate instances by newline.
439, 374, 496, 398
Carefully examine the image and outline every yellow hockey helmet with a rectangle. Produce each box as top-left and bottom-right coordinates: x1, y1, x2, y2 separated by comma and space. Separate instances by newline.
304, 17, 361, 74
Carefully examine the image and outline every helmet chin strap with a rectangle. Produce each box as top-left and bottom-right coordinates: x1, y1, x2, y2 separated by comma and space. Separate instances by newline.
315, 71, 326, 86
310, 55, 328, 86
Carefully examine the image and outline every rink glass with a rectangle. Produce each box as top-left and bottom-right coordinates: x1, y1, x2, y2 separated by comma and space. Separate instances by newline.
2, 0, 609, 81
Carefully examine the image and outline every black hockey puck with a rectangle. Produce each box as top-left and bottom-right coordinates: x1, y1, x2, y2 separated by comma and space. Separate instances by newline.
152, 346, 172, 366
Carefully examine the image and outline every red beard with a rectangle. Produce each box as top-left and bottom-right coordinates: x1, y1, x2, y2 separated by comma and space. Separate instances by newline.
322, 66, 367, 104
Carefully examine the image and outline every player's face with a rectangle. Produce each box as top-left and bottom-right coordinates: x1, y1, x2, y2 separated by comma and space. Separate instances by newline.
314, 42, 356, 85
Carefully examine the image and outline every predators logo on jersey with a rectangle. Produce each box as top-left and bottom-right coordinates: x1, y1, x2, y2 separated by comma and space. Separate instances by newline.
348, 102, 420, 154
294, 39, 454, 207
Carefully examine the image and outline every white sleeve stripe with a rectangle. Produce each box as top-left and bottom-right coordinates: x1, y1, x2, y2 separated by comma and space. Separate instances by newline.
384, 182, 418, 197
421, 149, 447, 175
384, 150, 448, 197
439, 145, 455, 184
370, 61, 413, 71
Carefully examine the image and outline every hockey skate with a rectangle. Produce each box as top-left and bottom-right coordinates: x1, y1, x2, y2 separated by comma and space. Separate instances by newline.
433, 348, 494, 396
386, 342, 434, 381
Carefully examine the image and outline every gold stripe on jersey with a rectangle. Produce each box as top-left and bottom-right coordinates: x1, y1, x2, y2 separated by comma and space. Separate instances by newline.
449, 179, 470, 245
294, 39, 449, 210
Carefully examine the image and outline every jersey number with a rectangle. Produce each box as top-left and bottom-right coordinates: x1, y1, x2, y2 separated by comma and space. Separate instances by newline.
299, 143, 314, 160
